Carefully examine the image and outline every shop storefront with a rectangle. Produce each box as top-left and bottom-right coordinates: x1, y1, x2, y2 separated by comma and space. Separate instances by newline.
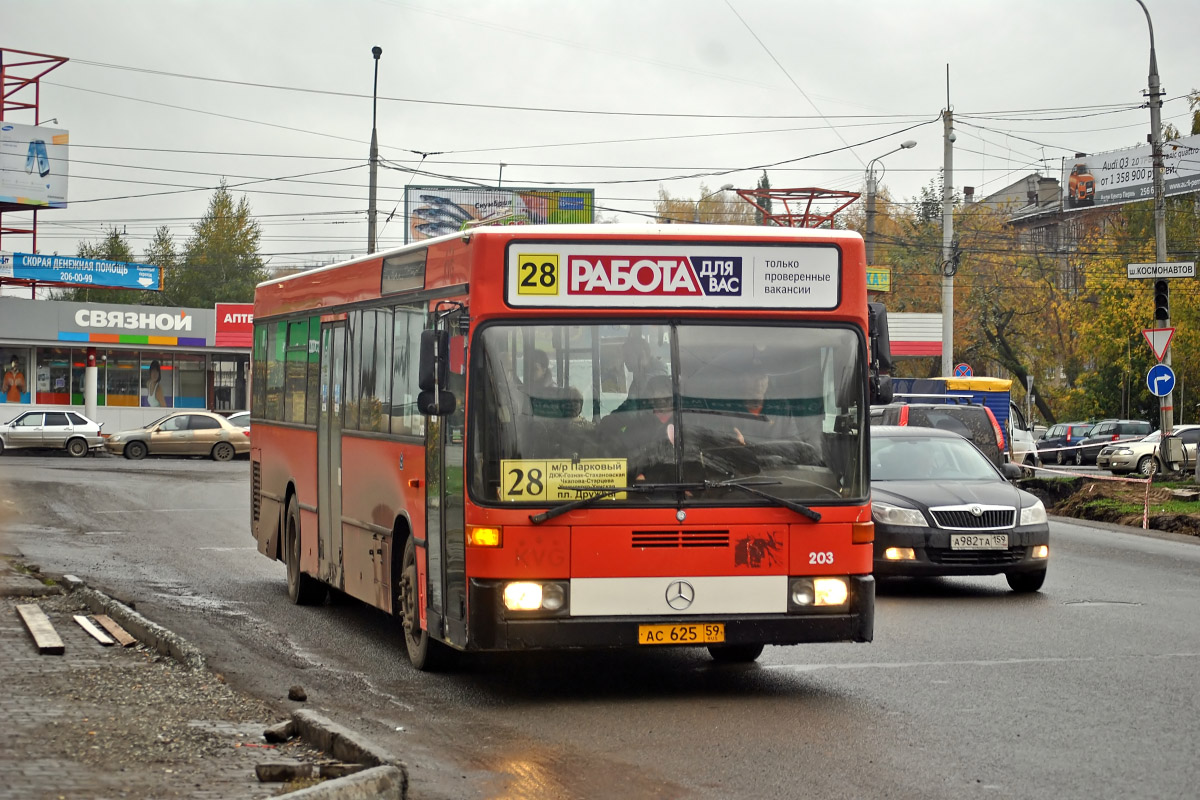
0, 296, 251, 431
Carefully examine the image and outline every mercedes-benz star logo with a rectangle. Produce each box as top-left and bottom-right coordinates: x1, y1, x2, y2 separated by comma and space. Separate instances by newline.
970, 505, 984, 517
665, 580, 695, 611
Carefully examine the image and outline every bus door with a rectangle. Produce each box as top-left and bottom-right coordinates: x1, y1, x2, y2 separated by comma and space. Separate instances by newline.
424, 310, 468, 646
317, 321, 345, 589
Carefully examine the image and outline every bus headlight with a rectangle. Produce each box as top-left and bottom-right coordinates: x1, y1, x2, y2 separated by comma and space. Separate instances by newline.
814, 577, 849, 606
502, 581, 569, 614
789, 577, 849, 610
503, 582, 543, 611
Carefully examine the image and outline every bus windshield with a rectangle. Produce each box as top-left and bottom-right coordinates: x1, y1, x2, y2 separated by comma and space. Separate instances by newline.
470, 322, 866, 507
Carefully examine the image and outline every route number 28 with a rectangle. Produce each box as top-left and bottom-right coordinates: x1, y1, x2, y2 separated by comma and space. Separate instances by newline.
517, 253, 559, 296
506, 466, 545, 497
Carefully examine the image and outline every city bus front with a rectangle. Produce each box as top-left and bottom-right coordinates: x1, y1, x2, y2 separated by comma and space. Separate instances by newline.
460, 315, 874, 661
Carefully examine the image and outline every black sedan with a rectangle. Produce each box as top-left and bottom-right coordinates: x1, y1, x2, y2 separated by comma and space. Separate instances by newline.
870, 426, 1050, 592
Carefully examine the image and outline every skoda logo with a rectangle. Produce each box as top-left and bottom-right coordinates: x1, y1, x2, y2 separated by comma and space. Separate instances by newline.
665, 580, 695, 610
970, 505, 984, 517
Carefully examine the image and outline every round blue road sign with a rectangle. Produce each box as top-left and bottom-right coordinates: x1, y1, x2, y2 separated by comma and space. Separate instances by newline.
1147, 363, 1176, 397
954, 363, 973, 377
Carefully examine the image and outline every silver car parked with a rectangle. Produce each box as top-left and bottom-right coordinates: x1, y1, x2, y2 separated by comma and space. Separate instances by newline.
1097, 424, 1200, 476
0, 410, 104, 457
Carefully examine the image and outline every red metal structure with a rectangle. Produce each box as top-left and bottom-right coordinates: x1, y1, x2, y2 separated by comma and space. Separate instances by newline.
735, 188, 861, 229
0, 48, 69, 257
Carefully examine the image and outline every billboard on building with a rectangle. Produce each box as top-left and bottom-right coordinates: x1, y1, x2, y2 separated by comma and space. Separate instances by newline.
1061, 134, 1200, 211
0, 122, 69, 209
0, 252, 160, 291
404, 186, 594, 243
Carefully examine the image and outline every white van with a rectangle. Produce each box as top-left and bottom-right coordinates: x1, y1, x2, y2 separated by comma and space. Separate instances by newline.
1007, 402, 1040, 473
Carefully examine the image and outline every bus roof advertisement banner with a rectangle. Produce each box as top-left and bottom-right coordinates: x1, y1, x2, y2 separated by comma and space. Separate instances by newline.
1061, 134, 1200, 212
405, 186, 594, 242
0, 122, 69, 209
506, 243, 840, 309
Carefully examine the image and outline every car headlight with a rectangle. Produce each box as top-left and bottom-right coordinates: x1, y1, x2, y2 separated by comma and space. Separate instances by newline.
1020, 499, 1047, 525
871, 501, 927, 527
1111, 447, 1132, 455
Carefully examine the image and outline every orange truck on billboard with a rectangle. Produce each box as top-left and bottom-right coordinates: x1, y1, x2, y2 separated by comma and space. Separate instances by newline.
250, 224, 894, 671
1067, 163, 1095, 207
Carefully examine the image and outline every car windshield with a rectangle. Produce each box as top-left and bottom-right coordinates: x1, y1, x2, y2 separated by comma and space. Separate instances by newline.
872, 434, 1001, 482
470, 321, 867, 506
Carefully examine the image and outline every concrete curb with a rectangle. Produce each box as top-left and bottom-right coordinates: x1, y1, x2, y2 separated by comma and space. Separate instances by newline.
71, 584, 207, 670
54, 579, 408, 798
274, 765, 405, 800
290, 709, 404, 770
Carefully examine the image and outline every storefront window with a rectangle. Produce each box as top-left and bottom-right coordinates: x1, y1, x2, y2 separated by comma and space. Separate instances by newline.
176, 354, 206, 409
36, 348, 72, 405
70, 350, 106, 406
214, 353, 250, 411
1, 348, 32, 404
141, 352, 174, 408
106, 351, 140, 407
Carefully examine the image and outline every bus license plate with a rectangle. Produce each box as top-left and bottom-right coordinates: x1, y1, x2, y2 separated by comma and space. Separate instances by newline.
950, 533, 1008, 550
638, 623, 724, 645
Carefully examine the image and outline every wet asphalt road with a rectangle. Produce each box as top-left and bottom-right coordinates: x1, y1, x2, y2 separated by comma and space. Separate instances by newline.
3, 453, 1200, 799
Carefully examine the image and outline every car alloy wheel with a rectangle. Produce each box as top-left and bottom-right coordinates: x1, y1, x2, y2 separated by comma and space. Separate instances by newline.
67, 438, 89, 458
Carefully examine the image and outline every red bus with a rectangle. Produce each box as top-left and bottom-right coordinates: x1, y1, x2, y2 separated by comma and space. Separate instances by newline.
251, 225, 892, 670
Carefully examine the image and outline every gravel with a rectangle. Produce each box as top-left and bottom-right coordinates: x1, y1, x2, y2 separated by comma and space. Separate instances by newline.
4, 589, 332, 799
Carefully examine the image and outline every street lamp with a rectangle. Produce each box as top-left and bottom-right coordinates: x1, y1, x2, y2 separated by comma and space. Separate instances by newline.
694, 183, 736, 223
367, 45, 383, 255
1134, 0, 1173, 438
865, 140, 917, 265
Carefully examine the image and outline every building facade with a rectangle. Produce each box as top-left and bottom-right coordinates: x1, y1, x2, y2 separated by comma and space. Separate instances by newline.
0, 296, 250, 431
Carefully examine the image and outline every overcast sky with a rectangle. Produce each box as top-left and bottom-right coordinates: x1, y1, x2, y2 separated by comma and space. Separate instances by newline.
5, 0, 1199, 275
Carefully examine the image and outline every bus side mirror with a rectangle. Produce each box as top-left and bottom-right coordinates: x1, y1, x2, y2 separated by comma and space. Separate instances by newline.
418, 329, 456, 416
867, 302, 893, 405
871, 374, 893, 405
868, 302, 893, 372
418, 329, 449, 392
418, 389, 456, 416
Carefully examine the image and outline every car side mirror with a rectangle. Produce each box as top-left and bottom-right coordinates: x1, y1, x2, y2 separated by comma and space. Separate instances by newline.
1002, 462, 1023, 480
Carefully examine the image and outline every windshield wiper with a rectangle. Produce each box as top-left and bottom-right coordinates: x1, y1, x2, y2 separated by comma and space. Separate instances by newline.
704, 478, 822, 522
529, 482, 702, 525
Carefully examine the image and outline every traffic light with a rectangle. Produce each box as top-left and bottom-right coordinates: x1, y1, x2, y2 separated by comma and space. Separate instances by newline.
1154, 279, 1170, 321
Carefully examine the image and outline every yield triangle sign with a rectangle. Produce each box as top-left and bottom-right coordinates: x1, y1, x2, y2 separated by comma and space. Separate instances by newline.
1143, 327, 1175, 362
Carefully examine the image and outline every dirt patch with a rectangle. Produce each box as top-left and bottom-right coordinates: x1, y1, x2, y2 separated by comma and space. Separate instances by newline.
1023, 477, 1200, 537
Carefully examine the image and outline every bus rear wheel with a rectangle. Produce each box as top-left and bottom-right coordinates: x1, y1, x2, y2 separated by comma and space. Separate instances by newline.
285, 496, 324, 605
707, 643, 764, 664
398, 536, 452, 672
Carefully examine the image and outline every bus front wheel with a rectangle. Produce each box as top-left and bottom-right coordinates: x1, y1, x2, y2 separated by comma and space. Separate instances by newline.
398, 537, 452, 672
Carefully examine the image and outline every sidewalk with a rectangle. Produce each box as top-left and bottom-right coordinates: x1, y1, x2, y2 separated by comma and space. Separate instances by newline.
0, 554, 405, 800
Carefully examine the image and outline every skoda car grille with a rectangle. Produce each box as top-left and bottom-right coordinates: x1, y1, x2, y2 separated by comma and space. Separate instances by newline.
929, 505, 1015, 530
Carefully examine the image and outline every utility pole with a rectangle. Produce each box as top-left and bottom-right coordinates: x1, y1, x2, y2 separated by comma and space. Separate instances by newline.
367, 45, 382, 255
1136, 0, 1171, 435
940, 69, 955, 376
